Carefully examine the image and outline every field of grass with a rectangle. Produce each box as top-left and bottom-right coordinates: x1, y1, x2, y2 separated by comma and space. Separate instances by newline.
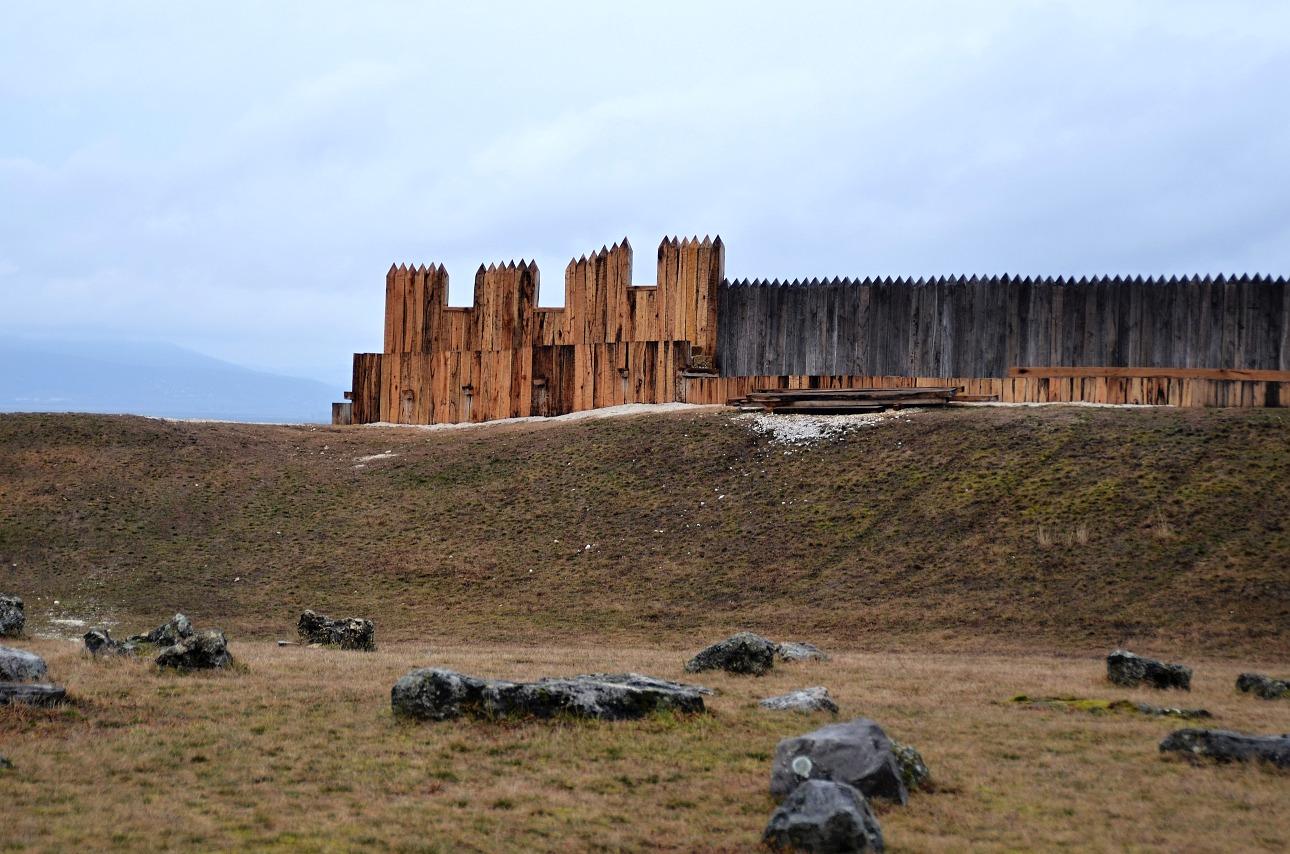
2, 406, 1288, 851
2, 639, 1287, 852
1, 406, 1288, 654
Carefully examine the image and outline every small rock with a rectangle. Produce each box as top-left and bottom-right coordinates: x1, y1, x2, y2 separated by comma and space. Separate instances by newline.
297, 610, 375, 650
0, 594, 25, 636
391, 669, 707, 722
0, 645, 47, 682
127, 613, 193, 647
891, 741, 931, 791
1106, 649, 1191, 690
760, 686, 839, 713
771, 717, 909, 805
1159, 728, 1290, 768
1012, 695, 1210, 719
763, 779, 884, 853
776, 641, 830, 662
0, 683, 67, 707
155, 630, 232, 670
1236, 672, 1289, 700
684, 632, 775, 676
276, 640, 298, 647
83, 629, 136, 657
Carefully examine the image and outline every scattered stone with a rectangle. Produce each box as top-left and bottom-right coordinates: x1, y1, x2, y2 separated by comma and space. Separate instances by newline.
83, 629, 136, 657
155, 630, 232, 670
1236, 672, 1290, 700
574, 672, 714, 695
684, 632, 776, 676
127, 613, 193, 647
776, 641, 831, 662
771, 718, 909, 805
1106, 649, 1191, 690
760, 686, 839, 713
1159, 728, 1290, 769
891, 741, 931, 791
0, 683, 67, 707
763, 779, 884, 853
1011, 695, 1211, 719
0, 645, 47, 682
391, 669, 707, 722
297, 610, 375, 651
0, 595, 25, 636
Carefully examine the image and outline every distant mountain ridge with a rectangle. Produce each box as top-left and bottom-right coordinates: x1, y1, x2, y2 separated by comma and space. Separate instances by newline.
0, 336, 335, 423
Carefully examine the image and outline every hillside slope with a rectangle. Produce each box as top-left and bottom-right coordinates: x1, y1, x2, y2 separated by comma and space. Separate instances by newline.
1, 407, 1287, 654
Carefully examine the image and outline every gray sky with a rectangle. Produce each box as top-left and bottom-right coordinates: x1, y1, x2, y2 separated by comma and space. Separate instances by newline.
3, 1, 1288, 388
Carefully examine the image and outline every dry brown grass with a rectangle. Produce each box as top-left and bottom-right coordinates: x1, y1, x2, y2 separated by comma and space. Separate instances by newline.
3, 639, 1287, 852
2, 407, 1289, 656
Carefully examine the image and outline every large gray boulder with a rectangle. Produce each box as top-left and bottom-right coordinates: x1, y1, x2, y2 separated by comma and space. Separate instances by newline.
776, 641, 831, 662
763, 779, 884, 853
155, 630, 232, 670
391, 668, 707, 722
1236, 672, 1289, 700
297, 610, 375, 651
684, 632, 776, 676
1159, 728, 1290, 768
0, 645, 47, 682
0, 595, 25, 636
771, 718, 909, 805
0, 683, 66, 707
760, 687, 839, 713
128, 613, 193, 647
1106, 649, 1191, 690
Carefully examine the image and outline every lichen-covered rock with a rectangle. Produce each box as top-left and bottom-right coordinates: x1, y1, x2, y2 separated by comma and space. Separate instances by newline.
760, 686, 839, 713
684, 632, 775, 676
128, 613, 193, 647
1106, 649, 1191, 690
891, 741, 930, 791
763, 779, 884, 853
1012, 695, 1210, 719
1159, 728, 1290, 768
776, 641, 830, 662
391, 669, 707, 722
297, 610, 375, 651
155, 630, 232, 670
0, 683, 66, 707
0, 595, 25, 636
574, 672, 714, 695
771, 718, 909, 805
1236, 672, 1290, 700
0, 645, 47, 682
83, 629, 136, 657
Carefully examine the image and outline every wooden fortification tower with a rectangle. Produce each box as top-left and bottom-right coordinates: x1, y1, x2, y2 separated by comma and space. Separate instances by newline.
336, 235, 1290, 423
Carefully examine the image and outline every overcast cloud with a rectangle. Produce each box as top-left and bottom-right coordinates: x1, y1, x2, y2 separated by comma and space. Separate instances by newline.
2, 1, 1288, 388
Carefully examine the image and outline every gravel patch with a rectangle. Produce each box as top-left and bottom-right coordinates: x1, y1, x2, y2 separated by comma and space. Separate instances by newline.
739, 410, 918, 446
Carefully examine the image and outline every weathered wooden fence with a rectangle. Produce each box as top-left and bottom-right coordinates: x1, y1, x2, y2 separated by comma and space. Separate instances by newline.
717, 274, 1290, 377
341, 236, 1289, 424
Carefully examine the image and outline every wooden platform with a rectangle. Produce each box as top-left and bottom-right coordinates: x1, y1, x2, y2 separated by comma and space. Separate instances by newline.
729, 386, 959, 414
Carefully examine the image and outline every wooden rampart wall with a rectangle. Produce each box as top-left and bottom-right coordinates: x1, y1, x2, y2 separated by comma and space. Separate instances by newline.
717, 274, 1290, 377
344, 236, 1289, 424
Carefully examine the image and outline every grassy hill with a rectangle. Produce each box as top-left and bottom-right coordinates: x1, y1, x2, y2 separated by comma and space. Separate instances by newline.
2, 406, 1287, 655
